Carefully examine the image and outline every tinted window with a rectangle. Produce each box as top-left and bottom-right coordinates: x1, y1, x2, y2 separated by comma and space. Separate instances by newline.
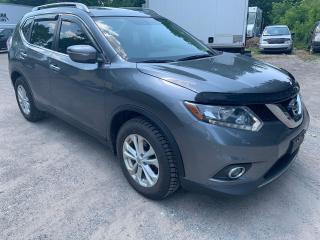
95, 17, 214, 62
263, 26, 290, 36
58, 21, 93, 54
30, 20, 57, 49
21, 18, 33, 40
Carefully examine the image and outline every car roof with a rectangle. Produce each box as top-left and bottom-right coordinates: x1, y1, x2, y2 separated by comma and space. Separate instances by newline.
24, 6, 160, 19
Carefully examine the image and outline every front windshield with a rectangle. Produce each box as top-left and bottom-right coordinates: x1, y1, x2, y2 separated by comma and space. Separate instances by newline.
95, 17, 214, 62
247, 12, 256, 25
263, 26, 290, 36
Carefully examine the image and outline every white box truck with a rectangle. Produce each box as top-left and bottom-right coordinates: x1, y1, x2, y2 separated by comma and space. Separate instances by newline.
144, 0, 249, 52
247, 7, 263, 38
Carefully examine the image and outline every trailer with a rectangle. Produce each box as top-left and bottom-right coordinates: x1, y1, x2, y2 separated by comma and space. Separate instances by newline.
247, 7, 263, 38
0, 3, 32, 29
144, 0, 249, 53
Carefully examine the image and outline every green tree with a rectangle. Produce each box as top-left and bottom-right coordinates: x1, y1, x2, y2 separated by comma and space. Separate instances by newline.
249, 0, 302, 25
272, 0, 320, 48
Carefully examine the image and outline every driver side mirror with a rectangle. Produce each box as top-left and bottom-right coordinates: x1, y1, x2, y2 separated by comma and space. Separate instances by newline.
67, 45, 98, 64
291, 32, 296, 37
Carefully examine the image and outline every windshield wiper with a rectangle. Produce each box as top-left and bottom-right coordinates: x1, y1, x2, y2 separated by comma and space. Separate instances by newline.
137, 59, 174, 63
177, 53, 212, 62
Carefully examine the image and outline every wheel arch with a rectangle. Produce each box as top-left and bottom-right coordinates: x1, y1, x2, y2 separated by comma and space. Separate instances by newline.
10, 70, 23, 87
108, 105, 185, 178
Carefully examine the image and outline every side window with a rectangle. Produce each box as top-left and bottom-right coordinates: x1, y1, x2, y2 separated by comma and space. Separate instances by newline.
58, 20, 93, 54
30, 20, 57, 49
21, 18, 33, 40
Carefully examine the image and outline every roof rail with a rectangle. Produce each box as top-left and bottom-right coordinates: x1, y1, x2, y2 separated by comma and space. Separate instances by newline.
32, 2, 90, 13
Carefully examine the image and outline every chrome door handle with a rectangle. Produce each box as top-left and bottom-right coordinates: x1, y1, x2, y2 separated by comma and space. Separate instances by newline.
49, 64, 61, 72
19, 52, 27, 60
20, 52, 27, 57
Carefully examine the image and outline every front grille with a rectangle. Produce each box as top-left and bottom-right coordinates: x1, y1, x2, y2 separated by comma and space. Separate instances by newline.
313, 42, 320, 47
249, 95, 300, 123
248, 105, 278, 121
266, 38, 288, 44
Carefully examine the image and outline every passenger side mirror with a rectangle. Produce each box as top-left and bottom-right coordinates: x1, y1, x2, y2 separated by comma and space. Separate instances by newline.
67, 45, 97, 64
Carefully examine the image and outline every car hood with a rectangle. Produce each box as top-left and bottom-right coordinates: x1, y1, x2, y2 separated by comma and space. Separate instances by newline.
137, 52, 299, 104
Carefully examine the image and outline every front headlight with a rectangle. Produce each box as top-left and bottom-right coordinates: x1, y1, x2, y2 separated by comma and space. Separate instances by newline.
285, 40, 292, 44
184, 102, 263, 131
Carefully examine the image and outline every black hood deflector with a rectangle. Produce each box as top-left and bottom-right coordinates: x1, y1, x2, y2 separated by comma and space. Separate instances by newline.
195, 82, 300, 105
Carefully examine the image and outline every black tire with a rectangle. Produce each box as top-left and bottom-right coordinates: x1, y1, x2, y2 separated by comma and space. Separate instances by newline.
116, 117, 179, 200
14, 76, 46, 122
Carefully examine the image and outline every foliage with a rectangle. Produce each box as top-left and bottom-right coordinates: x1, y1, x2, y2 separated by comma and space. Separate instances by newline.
249, 0, 302, 25
271, 0, 320, 48
250, 0, 319, 48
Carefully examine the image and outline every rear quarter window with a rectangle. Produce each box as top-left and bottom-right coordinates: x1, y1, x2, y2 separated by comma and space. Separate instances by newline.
30, 20, 57, 49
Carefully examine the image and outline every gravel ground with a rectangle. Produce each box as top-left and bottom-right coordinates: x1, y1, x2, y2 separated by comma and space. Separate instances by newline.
0, 52, 319, 240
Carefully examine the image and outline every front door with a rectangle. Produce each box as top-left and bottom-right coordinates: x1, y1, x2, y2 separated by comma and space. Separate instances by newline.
49, 15, 107, 135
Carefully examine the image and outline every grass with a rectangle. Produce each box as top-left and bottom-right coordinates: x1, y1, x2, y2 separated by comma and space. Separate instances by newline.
246, 46, 320, 62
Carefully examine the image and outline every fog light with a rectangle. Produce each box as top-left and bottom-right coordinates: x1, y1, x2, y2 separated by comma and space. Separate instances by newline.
228, 167, 246, 179
212, 164, 251, 181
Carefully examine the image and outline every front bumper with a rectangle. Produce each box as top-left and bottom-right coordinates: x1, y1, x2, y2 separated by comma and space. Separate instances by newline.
259, 43, 292, 52
173, 105, 310, 195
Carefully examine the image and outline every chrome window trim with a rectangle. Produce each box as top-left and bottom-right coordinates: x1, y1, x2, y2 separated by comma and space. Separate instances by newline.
19, 14, 109, 63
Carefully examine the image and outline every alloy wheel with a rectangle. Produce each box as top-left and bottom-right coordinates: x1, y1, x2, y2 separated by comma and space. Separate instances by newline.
17, 85, 31, 115
122, 134, 159, 188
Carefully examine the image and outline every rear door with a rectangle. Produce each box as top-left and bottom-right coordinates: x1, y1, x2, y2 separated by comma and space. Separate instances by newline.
25, 14, 59, 106
49, 15, 106, 135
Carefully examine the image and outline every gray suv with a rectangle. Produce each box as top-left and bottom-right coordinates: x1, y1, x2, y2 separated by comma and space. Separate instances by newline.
8, 3, 309, 200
